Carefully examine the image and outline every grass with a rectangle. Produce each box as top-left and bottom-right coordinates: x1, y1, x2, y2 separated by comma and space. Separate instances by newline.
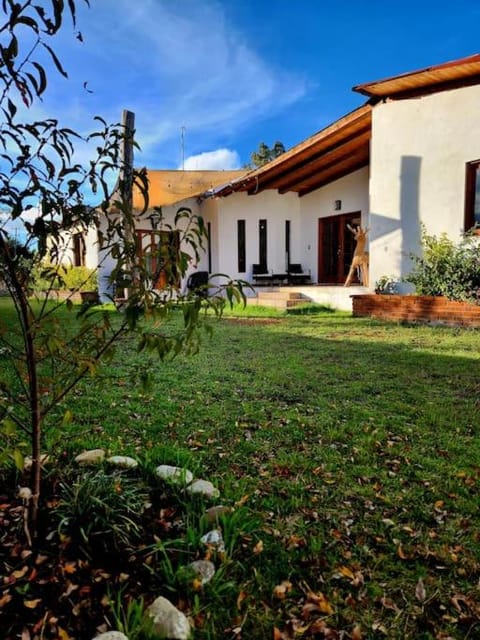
1, 298, 480, 638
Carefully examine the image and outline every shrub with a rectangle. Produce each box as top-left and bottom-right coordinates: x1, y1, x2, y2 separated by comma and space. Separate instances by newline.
62, 265, 97, 291
32, 264, 97, 293
405, 229, 480, 304
374, 275, 398, 294
55, 470, 149, 555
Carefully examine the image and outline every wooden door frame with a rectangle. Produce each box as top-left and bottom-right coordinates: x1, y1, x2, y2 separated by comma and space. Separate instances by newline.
317, 211, 361, 284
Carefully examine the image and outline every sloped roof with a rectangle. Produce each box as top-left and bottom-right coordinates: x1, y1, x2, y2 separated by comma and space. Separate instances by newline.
213, 104, 372, 198
354, 53, 480, 99
212, 54, 480, 199
132, 169, 246, 209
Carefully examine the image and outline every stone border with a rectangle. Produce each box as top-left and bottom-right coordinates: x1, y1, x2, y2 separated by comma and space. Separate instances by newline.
351, 294, 480, 327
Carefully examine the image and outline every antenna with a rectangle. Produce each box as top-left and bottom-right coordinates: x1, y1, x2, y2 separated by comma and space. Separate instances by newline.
180, 125, 185, 170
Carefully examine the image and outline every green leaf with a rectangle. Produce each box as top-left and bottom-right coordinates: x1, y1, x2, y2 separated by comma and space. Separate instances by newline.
41, 42, 68, 78
12, 449, 24, 471
1, 417, 16, 436
31, 61, 47, 95
62, 410, 73, 426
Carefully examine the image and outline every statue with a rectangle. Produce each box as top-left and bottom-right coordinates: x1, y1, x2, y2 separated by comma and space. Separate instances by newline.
344, 225, 369, 286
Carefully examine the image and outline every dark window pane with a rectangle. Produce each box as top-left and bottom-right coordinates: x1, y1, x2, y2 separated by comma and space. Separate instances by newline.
237, 220, 246, 272
474, 166, 480, 225
465, 161, 480, 230
259, 219, 267, 270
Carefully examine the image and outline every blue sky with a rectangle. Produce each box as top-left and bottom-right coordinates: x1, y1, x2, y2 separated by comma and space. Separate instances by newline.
20, 0, 480, 171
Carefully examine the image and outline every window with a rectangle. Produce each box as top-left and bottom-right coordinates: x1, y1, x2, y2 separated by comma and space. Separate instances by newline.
72, 232, 86, 267
237, 220, 246, 272
207, 222, 212, 274
135, 229, 180, 289
285, 220, 290, 270
259, 219, 267, 270
464, 160, 480, 231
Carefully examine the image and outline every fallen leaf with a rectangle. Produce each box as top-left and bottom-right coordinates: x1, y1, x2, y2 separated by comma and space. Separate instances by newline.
397, 544, 409, 560
308, 591, 334, 615
24, 598, 42, 609
380, 596, 400, 612
0, 593, 13, 607
351, 625, 363, 640
253, 539, 264, 554
415, 577, 426, 602
60, 582, 78, 598
337, 565, 355, 579
12, 566, 29, 579
192, 577, 203, 591
308, 619, 328, 634
273, 580, 293, 600
236, 590, 248, 610
57, 627, 72, 640
286, 535, 305, 550
63, 561, 77, 574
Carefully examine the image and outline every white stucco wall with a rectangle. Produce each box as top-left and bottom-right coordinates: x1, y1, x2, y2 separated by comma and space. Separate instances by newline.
210, 168, 369, 286
214, 190, 300, 282
299, 167, 370, 282
369, 83, 480, 289
97, 197, 211, 301
84, 226, 98, 269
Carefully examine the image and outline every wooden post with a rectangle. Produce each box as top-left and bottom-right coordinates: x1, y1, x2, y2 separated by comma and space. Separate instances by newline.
120, 110, 135, 299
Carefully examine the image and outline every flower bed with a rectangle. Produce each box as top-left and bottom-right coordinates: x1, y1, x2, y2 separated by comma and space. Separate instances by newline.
351, 294, 480, 327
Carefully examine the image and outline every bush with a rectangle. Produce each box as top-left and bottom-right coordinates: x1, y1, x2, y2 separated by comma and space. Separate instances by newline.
55, 470, 149, 555
62, 265, 97, 291
32, 264, 97, 293
405, 229, 480, 304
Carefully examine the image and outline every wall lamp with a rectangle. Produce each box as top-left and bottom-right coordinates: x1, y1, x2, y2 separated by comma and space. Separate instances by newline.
148, 209, 162, 230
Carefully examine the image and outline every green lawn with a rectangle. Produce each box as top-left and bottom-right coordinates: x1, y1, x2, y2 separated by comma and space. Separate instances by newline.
1, 300, 480, 638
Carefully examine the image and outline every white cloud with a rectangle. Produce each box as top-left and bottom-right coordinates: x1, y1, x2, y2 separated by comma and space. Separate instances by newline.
35, 0, 308, 168
0, 206, 41, 243
182, 149, 241, 170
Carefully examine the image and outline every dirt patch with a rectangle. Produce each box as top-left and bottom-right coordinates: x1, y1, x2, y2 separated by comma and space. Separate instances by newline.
222, 317, 284, 326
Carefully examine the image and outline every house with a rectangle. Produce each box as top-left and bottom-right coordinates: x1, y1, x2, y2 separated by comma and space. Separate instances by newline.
91, 54, 480, 308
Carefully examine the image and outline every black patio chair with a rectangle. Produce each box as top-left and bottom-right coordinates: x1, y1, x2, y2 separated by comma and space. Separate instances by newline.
186, 270, 209, 297
287, 263, 311, 284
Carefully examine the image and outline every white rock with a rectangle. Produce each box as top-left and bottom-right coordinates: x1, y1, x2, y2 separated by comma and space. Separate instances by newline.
107, 455, 138, 469
188, 560, 215, 585
155, 465, 193, 485
186, 479, 219, 499
75, 449, 105, 465
18, 486, 32, 500
200, 529, 225, 553
146, 596, 191, 639
93, 633, 129, 640
23, 453, 50, 471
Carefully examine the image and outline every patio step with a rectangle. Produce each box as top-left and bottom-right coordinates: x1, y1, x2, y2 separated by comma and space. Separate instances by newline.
246, 285, 372, 311
250, 289, 310, 310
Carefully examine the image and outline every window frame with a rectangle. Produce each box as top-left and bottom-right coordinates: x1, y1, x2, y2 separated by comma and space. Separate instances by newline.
72, 232, 86, 267
135, 228, 180, 289
464, 159, 480, 232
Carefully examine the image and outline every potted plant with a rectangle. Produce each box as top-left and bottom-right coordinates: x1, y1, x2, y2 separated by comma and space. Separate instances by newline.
374, 275, 398, 295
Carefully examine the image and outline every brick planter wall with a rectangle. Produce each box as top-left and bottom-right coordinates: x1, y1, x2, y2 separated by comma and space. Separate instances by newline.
351, 295, 480, 327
